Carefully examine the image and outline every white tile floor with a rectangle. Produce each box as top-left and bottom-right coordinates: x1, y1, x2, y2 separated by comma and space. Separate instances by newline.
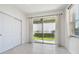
3, 43, 70, 54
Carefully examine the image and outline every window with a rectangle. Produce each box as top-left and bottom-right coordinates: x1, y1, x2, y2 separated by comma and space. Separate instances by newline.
68, 4, 79, 36
74, 5, 79, 35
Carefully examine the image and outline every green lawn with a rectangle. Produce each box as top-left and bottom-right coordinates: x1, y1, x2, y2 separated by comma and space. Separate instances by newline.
33, 37, 55, 41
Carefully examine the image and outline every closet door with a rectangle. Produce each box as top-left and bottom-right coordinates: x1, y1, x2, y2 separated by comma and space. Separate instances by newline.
0, 13, 4, 53
0, 12, 22, 53
3, 14, 22, 51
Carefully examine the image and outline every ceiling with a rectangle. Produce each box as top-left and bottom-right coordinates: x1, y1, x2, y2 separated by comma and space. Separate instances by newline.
15, 4, 68, 14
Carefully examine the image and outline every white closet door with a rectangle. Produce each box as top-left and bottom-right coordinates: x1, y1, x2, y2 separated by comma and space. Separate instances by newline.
0, 13, 4, 53
3, 14, 22, 51
0, 13, 22, 52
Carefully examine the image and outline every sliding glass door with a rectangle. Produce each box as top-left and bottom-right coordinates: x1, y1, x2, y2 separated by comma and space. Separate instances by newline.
33, 16, 56, 44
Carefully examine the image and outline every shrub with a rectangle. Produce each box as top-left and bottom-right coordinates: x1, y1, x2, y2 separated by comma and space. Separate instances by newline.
34, 33, 54, 37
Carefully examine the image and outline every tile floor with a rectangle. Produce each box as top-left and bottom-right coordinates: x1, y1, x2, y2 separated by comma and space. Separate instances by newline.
3, 43, 70, 54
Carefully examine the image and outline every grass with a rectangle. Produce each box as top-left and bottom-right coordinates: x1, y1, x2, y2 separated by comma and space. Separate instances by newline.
33, 37, 55, 41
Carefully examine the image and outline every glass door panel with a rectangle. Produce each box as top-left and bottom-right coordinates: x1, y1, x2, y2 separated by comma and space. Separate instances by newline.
43, 16, 56, 44
33, 18, 43, 43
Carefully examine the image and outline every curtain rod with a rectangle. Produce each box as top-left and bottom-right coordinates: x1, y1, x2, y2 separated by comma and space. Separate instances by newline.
28, 13, 63, 19
67, 4, 73, 9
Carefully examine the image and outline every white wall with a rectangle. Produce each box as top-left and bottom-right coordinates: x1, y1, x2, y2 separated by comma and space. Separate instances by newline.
0, 5, 29, 43
68, 37, 79, 53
